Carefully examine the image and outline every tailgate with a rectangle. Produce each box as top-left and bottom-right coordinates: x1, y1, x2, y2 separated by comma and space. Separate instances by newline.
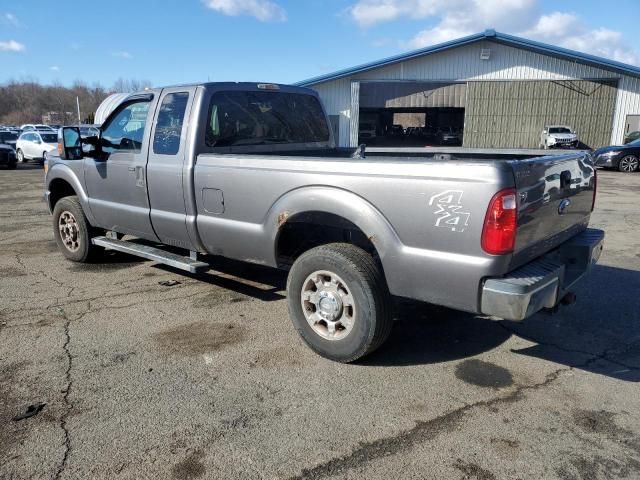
510, 153, 595, 268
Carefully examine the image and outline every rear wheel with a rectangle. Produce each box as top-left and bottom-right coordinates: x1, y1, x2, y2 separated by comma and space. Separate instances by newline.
287, 243, 393, 363
52, 196, 101, 262
16, 149, 25, 163
618, 155, 639, 173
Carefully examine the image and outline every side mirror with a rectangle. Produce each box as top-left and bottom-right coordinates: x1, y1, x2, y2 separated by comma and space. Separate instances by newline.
58, 127, 83, 160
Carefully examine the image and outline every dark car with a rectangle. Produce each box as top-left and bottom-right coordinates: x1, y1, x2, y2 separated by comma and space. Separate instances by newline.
593, 138, 640, 173
0, 130, 18, 150
0, 143, 17, 169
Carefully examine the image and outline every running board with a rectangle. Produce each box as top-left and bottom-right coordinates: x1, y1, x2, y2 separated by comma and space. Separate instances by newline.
92, 236, 210, 274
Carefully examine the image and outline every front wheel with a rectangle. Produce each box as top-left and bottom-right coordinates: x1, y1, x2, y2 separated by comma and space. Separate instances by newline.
52, 196, 101, 262
618, 155, 639, 173
287, 243, 393, 363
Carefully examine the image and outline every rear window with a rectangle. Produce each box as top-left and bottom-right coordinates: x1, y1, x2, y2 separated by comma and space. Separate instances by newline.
205, 91, 330, 147
41, 133, 58, 143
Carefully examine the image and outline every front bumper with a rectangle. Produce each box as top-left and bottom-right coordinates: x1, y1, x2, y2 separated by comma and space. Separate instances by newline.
480, 228, 604, 321
594, 153, 620, 167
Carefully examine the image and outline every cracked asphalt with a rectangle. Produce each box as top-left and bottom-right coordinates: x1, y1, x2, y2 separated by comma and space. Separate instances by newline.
1, 165, 639, 480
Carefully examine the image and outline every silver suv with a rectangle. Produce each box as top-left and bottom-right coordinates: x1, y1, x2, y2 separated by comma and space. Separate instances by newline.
540, 125, 579, 149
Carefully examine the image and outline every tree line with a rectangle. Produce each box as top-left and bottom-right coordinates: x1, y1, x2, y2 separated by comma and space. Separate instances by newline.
0, 78, 152, 125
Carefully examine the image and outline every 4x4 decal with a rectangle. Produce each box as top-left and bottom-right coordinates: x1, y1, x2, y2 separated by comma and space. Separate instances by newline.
428, 190, 470, 232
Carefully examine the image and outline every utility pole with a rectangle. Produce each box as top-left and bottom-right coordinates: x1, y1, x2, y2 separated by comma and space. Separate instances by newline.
76, 96, 81, 125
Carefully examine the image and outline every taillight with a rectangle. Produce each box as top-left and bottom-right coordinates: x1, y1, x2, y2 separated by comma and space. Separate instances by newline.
482, 188, 517, 255
591, 169, 597, 211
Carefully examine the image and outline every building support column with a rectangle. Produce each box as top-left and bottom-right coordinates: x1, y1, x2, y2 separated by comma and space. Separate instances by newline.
349, 81, 360, 147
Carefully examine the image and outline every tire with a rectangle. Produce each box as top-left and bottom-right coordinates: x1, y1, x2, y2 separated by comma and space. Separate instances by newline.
16, 149, 25, 163
618, 155, 639, 173
287, 243, 392, 363
52, 196, 101, 262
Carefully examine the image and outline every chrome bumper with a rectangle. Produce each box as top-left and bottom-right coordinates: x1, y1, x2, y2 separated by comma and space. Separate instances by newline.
480, 228, 604, 321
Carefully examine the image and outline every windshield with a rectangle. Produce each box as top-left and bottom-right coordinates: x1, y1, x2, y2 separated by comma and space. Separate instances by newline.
205, 91, 330, 147
41, 133, 58, 143
549, 127, 572, 134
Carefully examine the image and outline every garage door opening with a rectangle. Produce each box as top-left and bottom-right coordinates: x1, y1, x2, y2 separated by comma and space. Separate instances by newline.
357, 82, 466, 147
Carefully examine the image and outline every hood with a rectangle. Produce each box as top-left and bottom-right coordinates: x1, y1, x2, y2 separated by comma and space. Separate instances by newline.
593, 145, 625, 156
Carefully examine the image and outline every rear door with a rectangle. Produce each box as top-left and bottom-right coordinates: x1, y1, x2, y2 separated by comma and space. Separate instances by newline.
510, 153, 596, 267
146, 87, 196, 249
83, 92, 160, 240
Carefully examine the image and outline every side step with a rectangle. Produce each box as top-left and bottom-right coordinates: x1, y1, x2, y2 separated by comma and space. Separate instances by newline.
92, 236, 210, 274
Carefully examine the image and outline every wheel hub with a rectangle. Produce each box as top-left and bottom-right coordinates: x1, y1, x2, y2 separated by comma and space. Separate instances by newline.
317, 291, 342, 322
58, 211, 81, 252
301, 270, 356, 341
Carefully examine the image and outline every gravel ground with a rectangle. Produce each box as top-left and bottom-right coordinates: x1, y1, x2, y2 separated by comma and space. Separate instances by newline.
1, 164, 639, 480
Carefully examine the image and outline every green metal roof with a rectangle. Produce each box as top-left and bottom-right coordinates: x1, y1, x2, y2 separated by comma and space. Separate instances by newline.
296, 29, 640, 86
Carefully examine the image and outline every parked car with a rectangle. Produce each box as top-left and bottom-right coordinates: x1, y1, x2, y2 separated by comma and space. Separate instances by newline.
0, 129, 18, 150
16, 130, 58, 163
0, 142, 17, 169
540, 125, 579, 149
437, 127, 463, 145
47, 82, 603, 362
358, 122, 377, 141
388, 124, 405, 137
624, 131, 640, 144
20, 124, 56, 133
593, 138, 640, 172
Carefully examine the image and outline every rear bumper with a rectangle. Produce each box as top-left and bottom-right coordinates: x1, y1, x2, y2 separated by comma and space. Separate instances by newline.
480, 228, 604, 321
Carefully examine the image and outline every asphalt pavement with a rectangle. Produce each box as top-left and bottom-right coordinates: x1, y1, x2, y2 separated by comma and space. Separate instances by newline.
1, 164, 639, 480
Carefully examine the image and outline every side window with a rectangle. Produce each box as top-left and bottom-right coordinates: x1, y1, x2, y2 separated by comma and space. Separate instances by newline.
101, 99, 151, 154
153, 92, 189, 155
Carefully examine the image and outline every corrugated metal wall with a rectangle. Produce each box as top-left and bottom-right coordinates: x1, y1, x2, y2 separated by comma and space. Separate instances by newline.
359, 82, 466, 108
464, 80, 618, 148
310, 40, 640, 147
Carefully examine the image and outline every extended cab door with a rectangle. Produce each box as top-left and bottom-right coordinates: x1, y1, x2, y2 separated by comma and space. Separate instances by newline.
145, 87, 196, 249
84, 93, 160, 240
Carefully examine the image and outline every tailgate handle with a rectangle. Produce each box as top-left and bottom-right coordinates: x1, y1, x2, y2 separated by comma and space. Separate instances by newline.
560, 170, 572, 189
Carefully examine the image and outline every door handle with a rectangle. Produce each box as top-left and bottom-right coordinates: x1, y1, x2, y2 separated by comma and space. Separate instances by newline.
128, 166, 135, 172
135, 166, 145, 188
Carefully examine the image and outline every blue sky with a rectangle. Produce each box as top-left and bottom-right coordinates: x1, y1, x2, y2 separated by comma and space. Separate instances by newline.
1, 0, 639, 88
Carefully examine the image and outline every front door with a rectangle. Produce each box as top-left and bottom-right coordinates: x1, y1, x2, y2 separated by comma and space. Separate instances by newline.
83, 93, 160, 240
146, 87, 196, 249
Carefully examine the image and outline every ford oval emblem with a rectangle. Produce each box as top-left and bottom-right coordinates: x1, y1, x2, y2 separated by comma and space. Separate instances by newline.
558, 198, 571, 215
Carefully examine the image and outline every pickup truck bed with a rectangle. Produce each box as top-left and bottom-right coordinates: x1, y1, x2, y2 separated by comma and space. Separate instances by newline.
46, 82, 603, 362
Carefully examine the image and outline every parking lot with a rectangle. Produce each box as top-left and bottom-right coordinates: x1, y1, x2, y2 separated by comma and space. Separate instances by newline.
1, 165, 639, 479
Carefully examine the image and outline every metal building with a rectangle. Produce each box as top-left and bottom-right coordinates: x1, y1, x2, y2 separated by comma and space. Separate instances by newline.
297, 30, 640, 149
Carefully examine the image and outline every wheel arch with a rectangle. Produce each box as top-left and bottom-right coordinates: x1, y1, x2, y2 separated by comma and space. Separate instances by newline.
47, 165, 97, 226
269, 186, 402, 275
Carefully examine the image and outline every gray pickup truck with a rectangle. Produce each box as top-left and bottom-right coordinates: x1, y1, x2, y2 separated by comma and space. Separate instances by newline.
46, 82, 604, 362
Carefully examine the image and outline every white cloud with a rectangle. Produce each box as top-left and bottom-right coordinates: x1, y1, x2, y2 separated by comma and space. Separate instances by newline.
203, 0, 286, 22
112, 51, 133, 59
4, 13, 23, 27
0, 40, 25, 52
522, 12, 640, 65
50, 65, 60, 72
347, 0, 639, 66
